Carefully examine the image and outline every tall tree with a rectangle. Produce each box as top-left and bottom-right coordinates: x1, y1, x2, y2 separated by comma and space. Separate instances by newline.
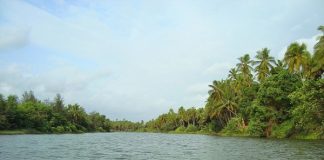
253, 48, 275, 82
53, 94, 64, 112
0, 94, 8, 129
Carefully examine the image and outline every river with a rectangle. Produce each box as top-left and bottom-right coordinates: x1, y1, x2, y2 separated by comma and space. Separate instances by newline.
0, 132, 323, 160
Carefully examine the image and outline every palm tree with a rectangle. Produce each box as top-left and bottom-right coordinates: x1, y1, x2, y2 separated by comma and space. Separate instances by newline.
177, 107, 186, 126
236, 54, 253, 86
312, 26, 324, 78
206, 80, 239, 127
271, 60, 286, 74
208, 80, 224, 102
283, 42, 310, 74
227, 68, 242, 95
67, 104, 86, 125
228, 68, 238, 81
253, 48, 276, 82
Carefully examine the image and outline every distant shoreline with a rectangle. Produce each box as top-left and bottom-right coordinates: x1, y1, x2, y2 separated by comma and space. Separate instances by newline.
1, 129, 323, 140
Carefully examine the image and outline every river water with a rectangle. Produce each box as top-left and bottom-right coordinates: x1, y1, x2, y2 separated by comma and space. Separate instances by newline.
0, 132, 323, 160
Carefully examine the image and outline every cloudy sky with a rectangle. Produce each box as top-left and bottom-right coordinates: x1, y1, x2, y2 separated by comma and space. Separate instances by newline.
0, 0, 323, 121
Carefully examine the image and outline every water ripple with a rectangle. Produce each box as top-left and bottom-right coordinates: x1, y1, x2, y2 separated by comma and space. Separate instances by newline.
0, 133, 323, 160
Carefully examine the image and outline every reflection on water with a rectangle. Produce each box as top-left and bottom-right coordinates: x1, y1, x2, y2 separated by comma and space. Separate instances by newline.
0, 132, 323, 160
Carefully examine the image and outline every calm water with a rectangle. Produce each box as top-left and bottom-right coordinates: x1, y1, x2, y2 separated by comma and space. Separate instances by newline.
0, 132, 323, 160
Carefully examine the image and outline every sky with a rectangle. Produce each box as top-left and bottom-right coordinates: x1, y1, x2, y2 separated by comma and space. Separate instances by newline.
0, 0, 323, 121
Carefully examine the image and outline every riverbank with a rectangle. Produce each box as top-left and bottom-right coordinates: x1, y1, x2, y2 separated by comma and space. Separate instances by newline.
135, 128, 324, 140
0, 129, 43, 135
0, 129, 110, 135
1, 129, 323, 140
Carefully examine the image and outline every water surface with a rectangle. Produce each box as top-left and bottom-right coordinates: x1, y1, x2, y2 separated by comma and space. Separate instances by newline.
0, 132, 323, 160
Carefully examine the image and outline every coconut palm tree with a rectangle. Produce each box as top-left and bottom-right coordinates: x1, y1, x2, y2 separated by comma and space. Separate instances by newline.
228, 68, 239, 81
283, 42, 310, 74
253, 48, 276, 82
227, 68, 243, 96
236, 54, 253, 86
67, 104, 86, 125
312, 26, 324, 78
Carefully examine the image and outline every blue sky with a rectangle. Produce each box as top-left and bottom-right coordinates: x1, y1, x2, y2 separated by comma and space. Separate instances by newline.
0, 0, 323, 121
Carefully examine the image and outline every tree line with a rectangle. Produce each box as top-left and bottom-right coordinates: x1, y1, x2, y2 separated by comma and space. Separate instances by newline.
114, 26, 324, 139
0, 91, 111, 133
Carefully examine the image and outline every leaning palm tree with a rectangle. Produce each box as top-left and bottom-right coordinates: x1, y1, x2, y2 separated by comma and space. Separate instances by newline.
253, 48, 276, 82
214, 81, 239, 126
206, 80, 240, 127
208, 80, 224, 102
283, 42, 311, 74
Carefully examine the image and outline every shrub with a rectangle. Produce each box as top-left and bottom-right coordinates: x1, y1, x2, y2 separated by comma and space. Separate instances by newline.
69, 124, 78, 133
53, 126, 65, 133
221, 117, 246, 135
248, 118, 266, 137
186, 124, 199, 132
271, 120, 294, 138
175, 126, 186, 132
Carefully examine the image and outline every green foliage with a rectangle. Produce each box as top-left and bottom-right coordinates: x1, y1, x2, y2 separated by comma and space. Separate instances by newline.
0, 92, 111, 134
221, 117, 246, 136
289, 79, 324, 136
246, 102, 276, 137
185, 124, 199, 132
110, 120, 143, 132
247, 118, 266, 137
207, 120, 221, 132
257, 70, 301, 121
271, 120, 294, 138
175, 126, 186, 132
52, 126, 65, 133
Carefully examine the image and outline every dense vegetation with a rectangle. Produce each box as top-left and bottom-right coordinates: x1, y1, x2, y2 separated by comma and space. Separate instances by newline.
0, 91, 111, 133
1, 26, 323, 139
111, 26, 324, 139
